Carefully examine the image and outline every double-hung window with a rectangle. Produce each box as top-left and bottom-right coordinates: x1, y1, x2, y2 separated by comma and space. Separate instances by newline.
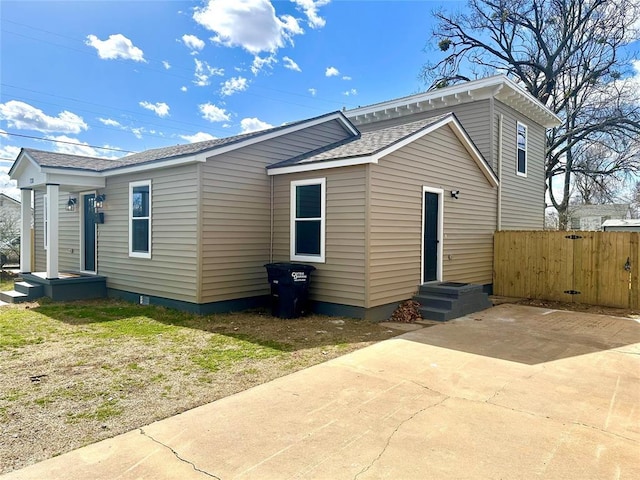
291, 178, 325, 263
516, 122, 528, 177
129, 180, 151, 258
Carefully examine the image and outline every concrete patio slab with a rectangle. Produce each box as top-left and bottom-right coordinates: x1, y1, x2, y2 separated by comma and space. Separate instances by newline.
3, 304, 639, 479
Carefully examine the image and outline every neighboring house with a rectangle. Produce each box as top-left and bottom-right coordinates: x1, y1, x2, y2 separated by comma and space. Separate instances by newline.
567, 204, 632, 231
7, 75, 560, 319
0, 193, 23, 265
602, 219, 640, 232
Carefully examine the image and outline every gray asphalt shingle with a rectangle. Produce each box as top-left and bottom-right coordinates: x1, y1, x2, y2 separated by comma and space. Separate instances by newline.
268, 113, 453, 169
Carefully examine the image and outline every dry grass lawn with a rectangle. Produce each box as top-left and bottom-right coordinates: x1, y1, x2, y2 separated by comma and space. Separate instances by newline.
0, 299, 404, 474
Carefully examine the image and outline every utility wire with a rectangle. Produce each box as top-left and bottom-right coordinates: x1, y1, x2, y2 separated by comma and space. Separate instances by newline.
1, 132, 135, 153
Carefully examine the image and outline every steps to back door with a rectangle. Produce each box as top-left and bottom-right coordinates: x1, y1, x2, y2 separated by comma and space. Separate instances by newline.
413, 282, 493, 321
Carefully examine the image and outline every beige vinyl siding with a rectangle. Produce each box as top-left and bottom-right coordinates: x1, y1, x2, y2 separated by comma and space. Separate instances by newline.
272, 166, 366, 307
369, 124, 497, 307
58, 192, 80, 270
32, 191, 85, 273
199, 119, 355, 303
496, 101, 546, 229
352, 100, 493, 167
98, 164, 199, 302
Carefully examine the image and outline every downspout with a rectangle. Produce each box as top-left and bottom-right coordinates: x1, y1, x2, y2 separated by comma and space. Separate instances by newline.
269, 175, 274, 263
497, 114, 504, 231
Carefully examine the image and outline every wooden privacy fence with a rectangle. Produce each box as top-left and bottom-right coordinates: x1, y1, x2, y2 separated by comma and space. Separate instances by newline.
494, 231, 640, 309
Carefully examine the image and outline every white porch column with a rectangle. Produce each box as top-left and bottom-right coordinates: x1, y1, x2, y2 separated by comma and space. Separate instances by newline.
46, 184, 59, 279
19, 188, 33, 273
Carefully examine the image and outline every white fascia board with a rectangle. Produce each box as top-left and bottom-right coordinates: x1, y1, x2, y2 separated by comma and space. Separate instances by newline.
9, 151, 40, 180
348, 74, 561, 128
268, 156, 374, 175
102, 154, 207, 177
200, 112, 358, 160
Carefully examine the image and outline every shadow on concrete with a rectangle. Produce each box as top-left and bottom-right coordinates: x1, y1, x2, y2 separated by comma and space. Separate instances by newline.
405, 304, 640, 365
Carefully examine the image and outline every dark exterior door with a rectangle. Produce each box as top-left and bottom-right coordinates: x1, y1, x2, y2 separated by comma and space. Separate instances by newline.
83, 194, 96, 272
423, 192, 439, 282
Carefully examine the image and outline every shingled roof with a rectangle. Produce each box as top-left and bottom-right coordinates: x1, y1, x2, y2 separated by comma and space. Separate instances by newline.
268, 113, 454, 169
15, 111, 355, 174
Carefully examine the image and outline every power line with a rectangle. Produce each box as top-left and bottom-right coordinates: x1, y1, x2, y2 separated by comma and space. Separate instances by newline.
1, 132, 135, 153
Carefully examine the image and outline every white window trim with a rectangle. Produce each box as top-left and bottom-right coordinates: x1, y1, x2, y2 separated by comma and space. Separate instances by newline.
290, 178, 326, 263
129, 180, 152, 259
420, 186, 444, 284
516, 121, 528, 177
43, 194, 48, 250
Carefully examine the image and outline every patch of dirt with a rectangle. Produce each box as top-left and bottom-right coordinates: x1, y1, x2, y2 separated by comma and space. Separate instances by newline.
0, 304, 405, 474
492, 296, 640, 318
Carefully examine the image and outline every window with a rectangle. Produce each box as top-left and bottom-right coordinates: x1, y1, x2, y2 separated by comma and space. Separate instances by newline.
129, 180, 151, 258
516, 122, 527, 176
291, 178, 325, 262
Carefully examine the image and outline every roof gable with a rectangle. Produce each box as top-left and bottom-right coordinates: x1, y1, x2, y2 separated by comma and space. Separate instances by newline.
267, 113, 498, 188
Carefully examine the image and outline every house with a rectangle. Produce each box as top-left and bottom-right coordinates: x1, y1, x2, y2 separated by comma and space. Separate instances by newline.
567, 204, 632, 231
602, 219, 640, 231
5, 75, 560, 319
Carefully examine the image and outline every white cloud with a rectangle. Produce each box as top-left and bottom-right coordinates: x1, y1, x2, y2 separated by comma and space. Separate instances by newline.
194, 58, 225, 86
182, 34, 205, 52
240, 117, 274, 133
0, 100, 87, 134
292, 0, 330, 29
181, 86, 188, 92
193, 0, 303, 54
0, 145, 20, 160
221, 76, 249, 96
98, 117, 121, 127
199, 103, 231, 122
343, 88, 358, 96
180, 132, 217, 143
251, 54, 277, 75
0, 129, 8, 138
325, 66, 339, 77
130, 127, 145, 139
46, 135, 101, 157
85, 34, 146, 62
0, 164, 19, 201
283, 56, 301, 72
162, 60, 171, 69
308, 88, 317, 96
342, 75, 352, 81
139, 101, 170, 117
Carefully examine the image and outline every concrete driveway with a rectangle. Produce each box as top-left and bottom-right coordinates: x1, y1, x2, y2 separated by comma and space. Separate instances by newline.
3, 304, 639, 479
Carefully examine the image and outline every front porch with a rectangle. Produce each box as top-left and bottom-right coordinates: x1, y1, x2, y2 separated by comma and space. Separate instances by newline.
0, 272, 107, 303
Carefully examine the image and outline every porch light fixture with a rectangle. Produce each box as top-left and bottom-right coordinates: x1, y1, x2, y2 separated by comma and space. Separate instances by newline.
450, 190, 460, 199
95, 194, 106, 209
66, 197, 77, 211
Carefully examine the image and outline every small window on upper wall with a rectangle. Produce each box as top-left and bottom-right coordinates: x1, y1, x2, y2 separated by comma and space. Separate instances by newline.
291, 178, 325, 263
516, 122, 528, 177
129, 180, 151, 258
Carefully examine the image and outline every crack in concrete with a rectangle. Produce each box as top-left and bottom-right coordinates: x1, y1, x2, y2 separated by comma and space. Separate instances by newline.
139, 429, 221, 479
352, 397, 448, 480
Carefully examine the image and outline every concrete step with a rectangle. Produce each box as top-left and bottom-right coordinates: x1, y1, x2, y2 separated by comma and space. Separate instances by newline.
14, 281, 44, 298
418, 282, 483, 298
0, 290, 30, 303
413, 294, 456, 310
418, 306, 460, 322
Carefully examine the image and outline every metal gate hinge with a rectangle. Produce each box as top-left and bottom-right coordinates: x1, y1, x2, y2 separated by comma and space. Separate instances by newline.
565, 234, 582, 240
564, 290, 581, 295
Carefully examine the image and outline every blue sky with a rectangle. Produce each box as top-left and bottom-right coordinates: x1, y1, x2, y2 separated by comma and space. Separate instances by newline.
0, 0, 459, 198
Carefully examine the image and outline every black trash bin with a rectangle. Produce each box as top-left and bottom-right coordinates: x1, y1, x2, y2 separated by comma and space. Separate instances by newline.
265, 263, 316, 319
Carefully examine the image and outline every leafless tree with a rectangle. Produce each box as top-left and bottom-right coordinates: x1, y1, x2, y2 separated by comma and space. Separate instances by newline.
423, 0, 640, 228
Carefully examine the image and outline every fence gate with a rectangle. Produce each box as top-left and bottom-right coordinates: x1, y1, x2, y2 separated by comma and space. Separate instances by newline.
494, 231, 640, 309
